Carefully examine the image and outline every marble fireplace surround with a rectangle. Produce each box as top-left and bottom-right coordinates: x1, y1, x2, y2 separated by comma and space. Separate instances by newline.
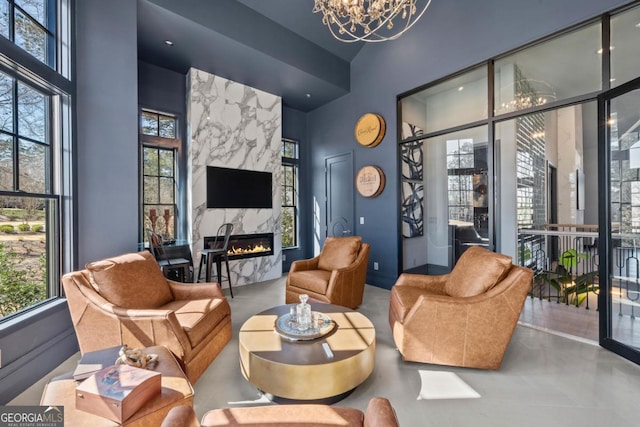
187, 68, 282, 286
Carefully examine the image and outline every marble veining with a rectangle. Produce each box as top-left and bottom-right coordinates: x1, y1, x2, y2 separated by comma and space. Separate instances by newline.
187, 68, 282, 286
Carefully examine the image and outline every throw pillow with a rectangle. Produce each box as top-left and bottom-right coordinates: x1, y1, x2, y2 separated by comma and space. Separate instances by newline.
444, 246, 512, 298
318, 236, 362, 271
86, 251, 174, 309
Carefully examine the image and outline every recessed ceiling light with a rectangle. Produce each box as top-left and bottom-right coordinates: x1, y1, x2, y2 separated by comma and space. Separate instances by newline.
164, 40, 174, 46
458, 86, 464, 91
306, 93, 311, 98
636, 22, 640, 28
610, 78, 616, 82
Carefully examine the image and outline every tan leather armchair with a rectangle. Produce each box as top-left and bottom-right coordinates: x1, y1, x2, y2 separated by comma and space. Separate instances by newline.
62, 251, 232, 384
160, 397, 399, 427
286, 236, 370, 309
389, 246, 533, 370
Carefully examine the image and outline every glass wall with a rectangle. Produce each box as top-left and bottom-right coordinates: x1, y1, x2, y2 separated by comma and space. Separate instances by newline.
494, 22, 601, 116
610, 6, 640, 89
399, 4, 639, 271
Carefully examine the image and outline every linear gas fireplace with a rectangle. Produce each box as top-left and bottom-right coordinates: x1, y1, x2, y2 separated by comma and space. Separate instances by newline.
204, 232, 274, 260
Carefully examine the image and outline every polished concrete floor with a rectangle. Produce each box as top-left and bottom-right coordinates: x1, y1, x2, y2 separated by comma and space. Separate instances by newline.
11, 277, 640, 426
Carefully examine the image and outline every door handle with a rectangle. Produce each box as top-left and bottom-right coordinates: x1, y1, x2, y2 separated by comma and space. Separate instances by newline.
343, 229, 351, 235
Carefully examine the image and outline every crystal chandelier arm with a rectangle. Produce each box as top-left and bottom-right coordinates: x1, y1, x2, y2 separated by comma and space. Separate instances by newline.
314, 0, 432, 43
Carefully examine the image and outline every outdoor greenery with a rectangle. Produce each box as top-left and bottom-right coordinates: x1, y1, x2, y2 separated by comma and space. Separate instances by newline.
0, 224, 15, 233
0, 243, 46, 318
534, 248, 599, 306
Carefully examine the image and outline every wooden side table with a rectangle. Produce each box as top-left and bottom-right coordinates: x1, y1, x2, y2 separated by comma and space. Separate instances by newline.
40, 345, 193, 426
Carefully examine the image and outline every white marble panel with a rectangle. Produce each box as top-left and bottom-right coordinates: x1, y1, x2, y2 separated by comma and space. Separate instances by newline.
187, 68, 282, 286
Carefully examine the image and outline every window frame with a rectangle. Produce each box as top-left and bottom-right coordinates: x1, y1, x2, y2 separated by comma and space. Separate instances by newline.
0, 40, 69, 321
281, 138, 299, 249
139, 108, 180, 244
2, 0, 58, 69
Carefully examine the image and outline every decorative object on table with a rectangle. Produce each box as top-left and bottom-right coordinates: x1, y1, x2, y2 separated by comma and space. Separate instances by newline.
75, 364, 161, 423
295, 294, 312, 331
149, 209, 158, 232
356, 165, 385, 197
116, 346, 159, 370
355, 112, 385, 147
313, 0, 432, 43
162, 209, 171, 237
73, 345, 126, 381
274, 306, 336, 341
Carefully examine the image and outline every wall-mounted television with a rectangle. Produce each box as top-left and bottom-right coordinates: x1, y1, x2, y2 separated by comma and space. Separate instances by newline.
206, 166, 273, 209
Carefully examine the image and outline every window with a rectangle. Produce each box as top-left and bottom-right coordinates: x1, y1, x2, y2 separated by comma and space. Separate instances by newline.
281, 138, 298, 248
0, 0, 56, 68
140, 109, 179, 243
0, 70, 59, 319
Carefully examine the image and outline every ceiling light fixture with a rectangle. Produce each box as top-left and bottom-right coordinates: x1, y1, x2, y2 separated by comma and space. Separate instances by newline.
313, 0, 432, 43
164, 40, 174, 46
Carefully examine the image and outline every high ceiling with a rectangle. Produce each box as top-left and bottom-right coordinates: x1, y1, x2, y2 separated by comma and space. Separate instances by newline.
137, 0, 365, 111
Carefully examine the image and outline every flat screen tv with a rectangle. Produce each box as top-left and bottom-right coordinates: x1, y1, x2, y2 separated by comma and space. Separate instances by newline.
206, 166, 273, 209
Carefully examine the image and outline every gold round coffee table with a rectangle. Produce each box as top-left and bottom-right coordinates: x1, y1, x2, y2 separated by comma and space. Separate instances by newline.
239, 302, 375, 403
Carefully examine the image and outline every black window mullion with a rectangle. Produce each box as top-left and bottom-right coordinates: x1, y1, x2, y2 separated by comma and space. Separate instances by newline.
12, 77, 18, 190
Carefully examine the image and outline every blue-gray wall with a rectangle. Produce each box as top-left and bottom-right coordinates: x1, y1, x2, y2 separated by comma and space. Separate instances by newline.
76, 0, 139, 266
307, 0, 632, 289
282, 106, 310, 271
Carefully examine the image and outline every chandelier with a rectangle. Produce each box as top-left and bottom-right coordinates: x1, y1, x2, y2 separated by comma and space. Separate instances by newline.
313, 0, 432, 43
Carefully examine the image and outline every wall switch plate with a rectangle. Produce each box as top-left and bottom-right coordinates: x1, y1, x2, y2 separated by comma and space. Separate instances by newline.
360, 217, 365, 225
373, 262, 379, 271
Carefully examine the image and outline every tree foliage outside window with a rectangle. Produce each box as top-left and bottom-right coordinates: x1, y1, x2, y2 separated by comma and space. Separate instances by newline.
0, 0, 55, 68
282, 139, 298, 248
0, 241, 46, 317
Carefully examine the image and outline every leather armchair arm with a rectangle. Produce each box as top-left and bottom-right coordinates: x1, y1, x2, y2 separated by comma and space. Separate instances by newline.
290, 255, 320, 273
364, 397, 399, 427
160, 405, 200, 427
394, 272, 449, 294
168, 280, 225, 300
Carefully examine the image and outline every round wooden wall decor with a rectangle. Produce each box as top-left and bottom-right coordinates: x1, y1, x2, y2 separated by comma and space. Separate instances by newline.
355, 113, 386, 147
356, 166, 386, 198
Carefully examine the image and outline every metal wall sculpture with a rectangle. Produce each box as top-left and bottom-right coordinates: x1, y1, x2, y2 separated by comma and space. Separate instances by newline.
400, 124, 424, 238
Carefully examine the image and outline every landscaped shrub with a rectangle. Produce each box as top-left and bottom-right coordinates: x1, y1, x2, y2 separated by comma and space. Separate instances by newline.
0, 243, 46, 317
32, 224, 44, 232
17, 223, 31, 232
0, 225, 15, 233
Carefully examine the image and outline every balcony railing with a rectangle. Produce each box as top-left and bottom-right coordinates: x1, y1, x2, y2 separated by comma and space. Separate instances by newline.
519, 224, 640, 317
518, 224, 599, 310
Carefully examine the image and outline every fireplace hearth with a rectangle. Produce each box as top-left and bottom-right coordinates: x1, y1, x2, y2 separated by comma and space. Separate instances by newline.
204, 232, 274, 260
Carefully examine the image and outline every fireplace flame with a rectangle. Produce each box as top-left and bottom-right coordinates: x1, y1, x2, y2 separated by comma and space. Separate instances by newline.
229, 243, 272, 255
